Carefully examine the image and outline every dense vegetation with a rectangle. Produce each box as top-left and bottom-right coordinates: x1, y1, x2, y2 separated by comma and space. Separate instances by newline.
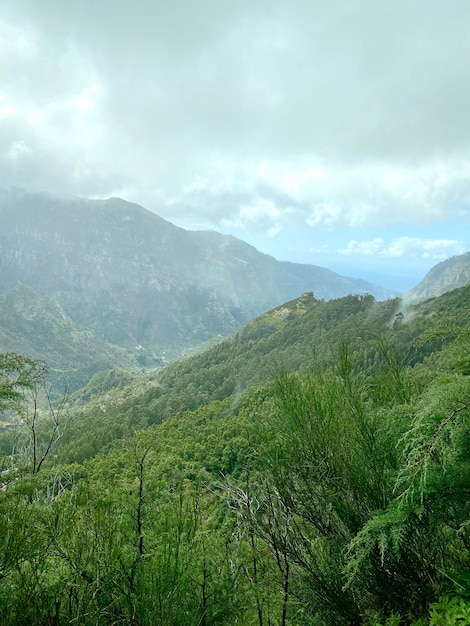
0, 287, 469, 625
0, 285, 139, 393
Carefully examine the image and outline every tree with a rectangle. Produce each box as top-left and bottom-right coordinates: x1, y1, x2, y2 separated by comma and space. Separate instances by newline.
251, 342, 416, 623
0, 352, 67, 475
0, 352, 46, 413
345, 374, 470, 620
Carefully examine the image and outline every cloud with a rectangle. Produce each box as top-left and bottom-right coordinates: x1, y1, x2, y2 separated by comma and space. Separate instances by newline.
0, 0, 469, 267
338, 237, 467, 259
146, 158, 470, 237
0, 101, 17, 120
6, 140, 33, 161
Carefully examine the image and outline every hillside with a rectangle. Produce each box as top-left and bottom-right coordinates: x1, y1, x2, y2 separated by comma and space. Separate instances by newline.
404, 250, 470, 303
0, 285, 469, 624
0, 285, 135, 391
51, 285, 469, 462
0, 187, 395, 385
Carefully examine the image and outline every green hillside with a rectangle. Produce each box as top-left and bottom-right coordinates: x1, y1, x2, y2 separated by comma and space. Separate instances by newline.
0, 287, 469, 625
0, 285, 138, 391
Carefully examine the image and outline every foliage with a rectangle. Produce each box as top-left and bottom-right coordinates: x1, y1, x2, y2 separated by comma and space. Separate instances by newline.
428, 596, 470, 625
0, 353, 69, 475
0, 352, 47, 412
0, 286, 137, 392
0, 286, 469, 623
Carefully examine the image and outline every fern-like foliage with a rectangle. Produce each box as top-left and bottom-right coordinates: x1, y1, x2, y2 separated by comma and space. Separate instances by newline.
344, 374, 470, 620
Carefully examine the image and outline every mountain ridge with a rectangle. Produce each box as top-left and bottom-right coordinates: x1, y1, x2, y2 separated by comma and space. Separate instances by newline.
0, 188, 395, 376
404, 251, 470, 303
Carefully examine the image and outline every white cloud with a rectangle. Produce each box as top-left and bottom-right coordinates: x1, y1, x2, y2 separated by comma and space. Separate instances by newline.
0, 102, 16, 120
7, 140, 33, 160
0, 17, 37, 57
0, 0, 469, 288
338, 237, 467, 259
307, 202, 343, 228
70, 83, 102, 113
338, 238, 386, 256
161, 157, 470, 235
267, 224, 284, 238
220, 197, 294, 236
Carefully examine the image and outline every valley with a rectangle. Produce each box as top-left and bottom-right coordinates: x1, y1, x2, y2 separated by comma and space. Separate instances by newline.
0, 187, 396, 390
0, 189, 469, 625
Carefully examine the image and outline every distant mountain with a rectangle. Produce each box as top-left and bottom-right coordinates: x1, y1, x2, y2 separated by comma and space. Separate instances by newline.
279, 261, 394, 301
0, 187, 395, 383
404, 251, 470, 303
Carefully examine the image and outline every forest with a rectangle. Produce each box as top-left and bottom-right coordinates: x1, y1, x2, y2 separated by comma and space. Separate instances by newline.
0, 287, 469, 625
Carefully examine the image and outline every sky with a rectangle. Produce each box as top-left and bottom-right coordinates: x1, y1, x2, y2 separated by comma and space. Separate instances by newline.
1, 0, 469, 291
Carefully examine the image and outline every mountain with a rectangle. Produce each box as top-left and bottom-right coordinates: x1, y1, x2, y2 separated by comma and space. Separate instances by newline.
279, 261, 394, 300
0, 285, 135, 391
404, 251, 470, 303
0, 187, 395, 383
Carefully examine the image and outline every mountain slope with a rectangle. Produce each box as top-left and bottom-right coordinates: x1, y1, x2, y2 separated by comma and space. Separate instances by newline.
57, 284, 470, 462
1, 286, 469, 624
0, 187, 395, 366
280, 260, 395, 301
404, 251, 470, 303
0, 285, 136, 391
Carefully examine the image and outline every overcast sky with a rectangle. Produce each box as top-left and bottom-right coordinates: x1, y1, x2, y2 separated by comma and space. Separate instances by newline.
1, 0, 469, 290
